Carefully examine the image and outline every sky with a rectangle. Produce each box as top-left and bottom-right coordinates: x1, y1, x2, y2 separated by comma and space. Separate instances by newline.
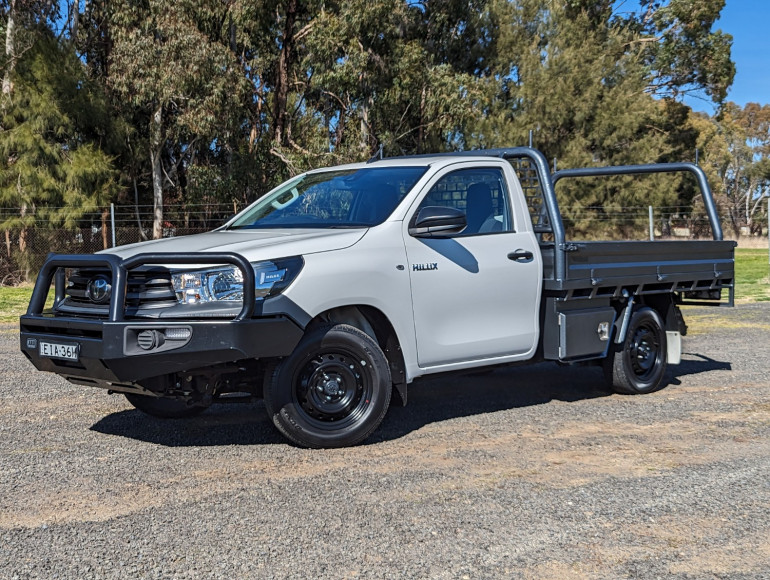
686, 0, 770, 113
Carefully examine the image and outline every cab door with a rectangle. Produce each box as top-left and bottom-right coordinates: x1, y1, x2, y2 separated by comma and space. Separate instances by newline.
403, 165, 541, 368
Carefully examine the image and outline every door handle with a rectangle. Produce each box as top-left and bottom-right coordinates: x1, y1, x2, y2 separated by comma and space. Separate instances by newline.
508, 249, 534, 262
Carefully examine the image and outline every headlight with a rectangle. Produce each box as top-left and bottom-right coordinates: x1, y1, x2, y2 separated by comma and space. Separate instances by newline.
171, 257, 303, 305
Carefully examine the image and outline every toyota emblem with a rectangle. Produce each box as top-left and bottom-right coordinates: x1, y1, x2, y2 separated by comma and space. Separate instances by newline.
86, 275, 112, 304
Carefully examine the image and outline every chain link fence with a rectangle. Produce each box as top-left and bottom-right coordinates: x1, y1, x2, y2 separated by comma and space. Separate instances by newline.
0, 202, 749, 286
0, 203, 236, 285
559, 205, 720, 240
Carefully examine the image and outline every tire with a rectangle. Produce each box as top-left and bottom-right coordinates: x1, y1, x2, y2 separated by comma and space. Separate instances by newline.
603, 307, 667, 395
263, 324, 392, 448
124, 393, 209, 419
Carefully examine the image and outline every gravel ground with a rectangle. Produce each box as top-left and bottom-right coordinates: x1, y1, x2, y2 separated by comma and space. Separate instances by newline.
1, 303, 769, 579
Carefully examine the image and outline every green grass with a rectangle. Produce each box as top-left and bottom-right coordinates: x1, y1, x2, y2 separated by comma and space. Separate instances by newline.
0, 285, 34, 323
734, 247, 770, 302
0, 247, 768, 322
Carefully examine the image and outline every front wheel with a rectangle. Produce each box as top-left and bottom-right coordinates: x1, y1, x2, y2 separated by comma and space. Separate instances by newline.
263, 324, 392, 448
603, 307, 667, 395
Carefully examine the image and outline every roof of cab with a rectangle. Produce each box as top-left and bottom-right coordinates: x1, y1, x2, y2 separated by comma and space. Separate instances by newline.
305, 153, 509, 174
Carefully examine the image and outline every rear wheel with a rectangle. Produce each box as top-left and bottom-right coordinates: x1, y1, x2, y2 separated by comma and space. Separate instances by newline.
124, 393, 209, 419
603, 307, 667, 395
264, 324, 392, 448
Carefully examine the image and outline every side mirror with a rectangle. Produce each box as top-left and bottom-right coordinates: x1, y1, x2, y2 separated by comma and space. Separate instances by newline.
408, 206, 467, 238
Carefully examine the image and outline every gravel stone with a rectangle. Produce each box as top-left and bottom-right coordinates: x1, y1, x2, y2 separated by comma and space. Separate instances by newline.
1, 304, 769, 578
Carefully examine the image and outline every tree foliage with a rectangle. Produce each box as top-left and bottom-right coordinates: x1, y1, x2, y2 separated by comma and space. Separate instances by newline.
696, 103, 770, 237
0, 25, 117, 274
3, 0, 766, 273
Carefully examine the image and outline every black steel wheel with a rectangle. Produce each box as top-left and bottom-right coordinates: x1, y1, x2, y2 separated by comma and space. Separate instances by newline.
264, 323, 392, 448
603, 307, 668, 395
124, 393, 208, 419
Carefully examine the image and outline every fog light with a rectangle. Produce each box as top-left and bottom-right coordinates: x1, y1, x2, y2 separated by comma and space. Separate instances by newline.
137, 330, 164, 350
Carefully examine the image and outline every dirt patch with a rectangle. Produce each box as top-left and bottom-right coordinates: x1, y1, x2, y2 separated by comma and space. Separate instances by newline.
1, 305, 770, 578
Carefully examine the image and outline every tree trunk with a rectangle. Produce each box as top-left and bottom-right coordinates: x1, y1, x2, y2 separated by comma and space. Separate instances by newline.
728, 209, 740, 239
360, 95, 372, 152
2, 0, 16, 101
70, 0, 79, 45
101, 207, 109, 249
745, 182, 751, 234
4, 2, 19, 271
19, 201, 28, 281
417, 85, 426, 154
133, 175, 148, 241
273, 0, 298, 147
150, 104, 163, 239
4, 2, 17, 265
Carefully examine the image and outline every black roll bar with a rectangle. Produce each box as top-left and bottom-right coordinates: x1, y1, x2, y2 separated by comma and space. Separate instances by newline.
552, 163, 723, 242
26, 252, 256, 322
435, 148, 723, 282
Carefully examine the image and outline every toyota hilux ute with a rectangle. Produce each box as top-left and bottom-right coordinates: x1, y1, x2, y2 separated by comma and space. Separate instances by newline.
20, 147, 735, 448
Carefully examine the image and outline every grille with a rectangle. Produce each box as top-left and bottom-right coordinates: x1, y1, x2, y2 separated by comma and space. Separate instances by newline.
61, 267, 176, 315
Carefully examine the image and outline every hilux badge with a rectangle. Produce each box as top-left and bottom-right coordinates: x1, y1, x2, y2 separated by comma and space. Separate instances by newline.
86, 275, 112, 304
413, 263, 438, 272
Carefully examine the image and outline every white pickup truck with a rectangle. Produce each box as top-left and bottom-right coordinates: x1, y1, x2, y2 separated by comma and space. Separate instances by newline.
21, 147, 735, 447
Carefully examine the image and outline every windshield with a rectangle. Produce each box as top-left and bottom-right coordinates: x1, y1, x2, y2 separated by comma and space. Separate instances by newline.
228, 166, 428, 229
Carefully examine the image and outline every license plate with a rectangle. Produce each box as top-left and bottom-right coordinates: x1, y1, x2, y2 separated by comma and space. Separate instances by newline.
39, 341, 80, 361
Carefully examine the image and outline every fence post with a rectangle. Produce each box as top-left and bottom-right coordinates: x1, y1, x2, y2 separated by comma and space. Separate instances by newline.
649, 206, 654, 240
110, 203, 116, 248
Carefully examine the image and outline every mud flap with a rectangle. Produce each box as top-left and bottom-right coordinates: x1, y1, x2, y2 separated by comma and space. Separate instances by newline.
666, 331, 681, 365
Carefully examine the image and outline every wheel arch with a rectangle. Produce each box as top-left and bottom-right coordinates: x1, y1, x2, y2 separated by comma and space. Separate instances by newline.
638, 293, 687, 335
612, 292, 686, 346
308, 305, 408, 406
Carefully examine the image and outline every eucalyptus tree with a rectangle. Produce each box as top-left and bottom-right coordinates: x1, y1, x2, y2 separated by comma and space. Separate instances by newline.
109, 0, 247, 238
695, 103, 770, 237
461, 0, 733, 238
627, 0, 735, 104
295, 0, 493, 160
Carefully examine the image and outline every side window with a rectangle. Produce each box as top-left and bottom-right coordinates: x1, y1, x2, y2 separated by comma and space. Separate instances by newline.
415, 167, 513, 235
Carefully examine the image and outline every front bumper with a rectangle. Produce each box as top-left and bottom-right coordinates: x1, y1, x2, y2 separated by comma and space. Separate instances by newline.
20, 315, 303, 386
19, 251, 305, 387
